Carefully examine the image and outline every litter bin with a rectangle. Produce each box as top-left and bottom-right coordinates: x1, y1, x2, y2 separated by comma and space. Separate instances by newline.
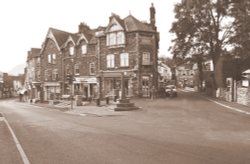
75, 95, 82, 106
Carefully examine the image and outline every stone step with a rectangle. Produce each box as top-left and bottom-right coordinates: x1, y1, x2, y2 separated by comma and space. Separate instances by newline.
116, 103, 135, 107
118, 99, 130, 103
114, 106, 139, 111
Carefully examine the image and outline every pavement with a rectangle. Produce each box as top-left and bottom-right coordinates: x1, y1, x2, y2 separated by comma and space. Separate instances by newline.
31, 100, 140, 117
29, 88, 250, 117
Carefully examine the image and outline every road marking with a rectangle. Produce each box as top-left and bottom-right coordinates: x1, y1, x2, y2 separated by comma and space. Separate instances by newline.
3, 117, 31, 164
205, 97, 250, 115
182, 90, 250, 115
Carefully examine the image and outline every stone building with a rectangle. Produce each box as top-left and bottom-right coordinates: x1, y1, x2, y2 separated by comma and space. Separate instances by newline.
96, 4, 159, 98
24, 48, 41, 102
30, 3, 159, 101
61, 23, 97, 100
40, 28, 69, 101
40, 25, 98, 102
175, 63, 195, 88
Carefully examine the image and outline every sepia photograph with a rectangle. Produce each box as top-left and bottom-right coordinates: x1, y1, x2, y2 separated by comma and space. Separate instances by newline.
0, 0, 250, 163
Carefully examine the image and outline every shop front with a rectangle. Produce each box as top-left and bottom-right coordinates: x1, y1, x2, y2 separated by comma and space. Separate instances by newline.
73, 76, 97, 100
43, 82, 61, 101
100, 71, 136, 99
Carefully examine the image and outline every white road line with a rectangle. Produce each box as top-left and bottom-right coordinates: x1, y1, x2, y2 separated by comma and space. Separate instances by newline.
205, 97, 250, 115
182, 90, 250, 115
3, 117, 31, 164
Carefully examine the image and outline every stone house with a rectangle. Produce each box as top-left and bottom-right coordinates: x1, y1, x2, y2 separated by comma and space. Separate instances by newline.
0, 73, 24, 98
216, 56, 250, 106
96, 4, 159, 98
30, 3, 159, 101
158, 60, 172, 84
40, 28, 69, 101
40, 24, 98, 101
24, 48, 41, 102
61, 23, 97, 99
175, 63, 195, 88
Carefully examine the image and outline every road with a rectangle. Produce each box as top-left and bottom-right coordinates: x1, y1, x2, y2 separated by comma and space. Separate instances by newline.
0, 91, 250, 164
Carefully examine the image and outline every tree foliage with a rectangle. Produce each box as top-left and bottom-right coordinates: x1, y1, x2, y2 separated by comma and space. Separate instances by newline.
169, 0, 249, 89
228, 0, 250, 58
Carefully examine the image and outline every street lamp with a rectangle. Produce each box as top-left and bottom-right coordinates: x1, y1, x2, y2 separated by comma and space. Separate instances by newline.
68, 58, 74, 110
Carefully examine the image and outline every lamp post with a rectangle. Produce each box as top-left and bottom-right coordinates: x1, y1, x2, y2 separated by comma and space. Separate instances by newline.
70, 58, 74, 110
121, 72, 126, 99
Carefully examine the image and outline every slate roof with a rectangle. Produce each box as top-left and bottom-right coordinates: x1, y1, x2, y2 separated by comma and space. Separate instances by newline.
123, 15, 155, 32
78, 23, 96, 42
27, 48, 41, 61
105, 14, 155, 33
49, 28, 72, 47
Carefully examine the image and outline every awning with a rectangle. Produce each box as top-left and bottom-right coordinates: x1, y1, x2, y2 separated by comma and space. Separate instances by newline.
242, 69, 250, 74
74, 77, 97, 84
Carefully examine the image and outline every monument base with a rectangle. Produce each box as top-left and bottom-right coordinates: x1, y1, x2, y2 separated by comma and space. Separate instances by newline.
114, 98, 139, 111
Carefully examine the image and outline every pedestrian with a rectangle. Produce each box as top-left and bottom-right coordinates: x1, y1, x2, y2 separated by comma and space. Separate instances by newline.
19, 93, 23, 102
151, 86, 155, 100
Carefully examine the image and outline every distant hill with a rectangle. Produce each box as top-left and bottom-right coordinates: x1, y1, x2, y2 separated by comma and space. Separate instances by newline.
9, 63, 26, 75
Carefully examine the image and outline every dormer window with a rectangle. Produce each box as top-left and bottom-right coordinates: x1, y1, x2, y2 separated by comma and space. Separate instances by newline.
69, 46, 74, 55
106, 24, 125, 47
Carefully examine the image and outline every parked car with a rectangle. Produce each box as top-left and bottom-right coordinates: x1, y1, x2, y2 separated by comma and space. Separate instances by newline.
165, 85, 177, 97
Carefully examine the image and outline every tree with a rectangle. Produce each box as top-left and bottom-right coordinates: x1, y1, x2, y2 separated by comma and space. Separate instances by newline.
229, 0, 250, 58
170, 0, 236, 93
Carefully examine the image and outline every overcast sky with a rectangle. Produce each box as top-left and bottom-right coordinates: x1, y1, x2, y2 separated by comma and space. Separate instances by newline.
0, 0, 180, 73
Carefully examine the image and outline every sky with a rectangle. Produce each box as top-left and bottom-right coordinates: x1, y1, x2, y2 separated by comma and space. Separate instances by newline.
0, 0, 180, 73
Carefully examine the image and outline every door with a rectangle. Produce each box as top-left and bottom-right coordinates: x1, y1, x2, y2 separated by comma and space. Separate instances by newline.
142, 76, 150, 97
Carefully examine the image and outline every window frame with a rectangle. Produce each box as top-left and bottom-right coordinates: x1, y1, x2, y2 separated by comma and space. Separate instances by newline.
74, 64, 80, 75
81, 45, 87, 55
106, 54, 115, 68
120, 53, 129, 67
48, 54, 51, 64
69, 46, 74, 55
52, 69, 58, 81
89, 62, 96, 75
142, 52, 151, 65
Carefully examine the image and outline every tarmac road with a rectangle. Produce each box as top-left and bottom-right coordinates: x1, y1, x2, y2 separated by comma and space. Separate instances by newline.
0, 90, 250, 164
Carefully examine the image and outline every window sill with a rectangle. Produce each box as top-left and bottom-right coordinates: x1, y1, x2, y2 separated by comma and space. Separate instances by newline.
108, 44, 125, 49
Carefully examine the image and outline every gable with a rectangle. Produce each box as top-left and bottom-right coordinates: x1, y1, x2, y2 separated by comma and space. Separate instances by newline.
63, 35, 76, 48
46, 30, 61, 51
105, 17, 124, 33
76, 33, 89, 45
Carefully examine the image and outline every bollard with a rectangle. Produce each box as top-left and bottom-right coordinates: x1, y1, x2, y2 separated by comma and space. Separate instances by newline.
106, 96, 109, 105
96, 98, 100, 106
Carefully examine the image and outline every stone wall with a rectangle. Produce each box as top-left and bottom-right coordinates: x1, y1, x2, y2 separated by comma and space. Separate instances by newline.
237, 87, 250, 106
